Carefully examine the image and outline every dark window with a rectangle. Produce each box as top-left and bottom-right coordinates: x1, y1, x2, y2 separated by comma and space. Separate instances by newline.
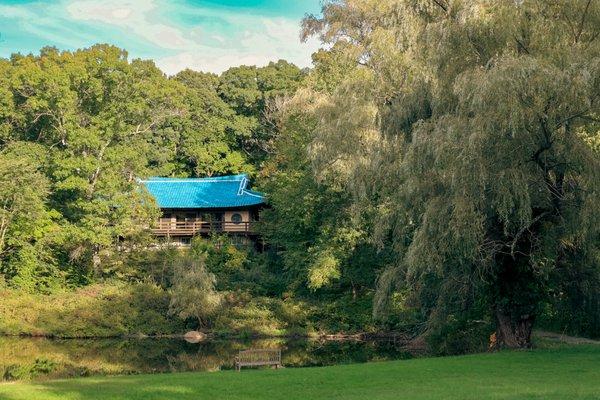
231, 213, 242, 224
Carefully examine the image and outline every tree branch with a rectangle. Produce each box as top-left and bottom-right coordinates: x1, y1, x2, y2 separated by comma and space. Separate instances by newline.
431, 0, 448, 13
515, 37, 530, 55
575, 0, 592, 43
510, 211, 549, 259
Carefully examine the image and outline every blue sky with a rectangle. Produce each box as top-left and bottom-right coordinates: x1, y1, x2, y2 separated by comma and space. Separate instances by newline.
0, 0, 323, 74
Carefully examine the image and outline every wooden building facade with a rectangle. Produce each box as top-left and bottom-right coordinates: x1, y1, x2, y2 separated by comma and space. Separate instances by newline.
141, 174, 265, 246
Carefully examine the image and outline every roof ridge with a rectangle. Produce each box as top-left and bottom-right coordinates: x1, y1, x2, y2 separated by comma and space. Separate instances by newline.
242, 189, 264, 199
141, 173, 249, 183
237, 176, 248, 195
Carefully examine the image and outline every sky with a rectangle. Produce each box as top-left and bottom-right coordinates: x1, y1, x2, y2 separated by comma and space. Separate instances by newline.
0, 0, 323, 75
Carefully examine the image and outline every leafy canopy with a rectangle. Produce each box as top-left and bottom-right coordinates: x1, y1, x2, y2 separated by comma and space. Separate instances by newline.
302, 0, 600, 348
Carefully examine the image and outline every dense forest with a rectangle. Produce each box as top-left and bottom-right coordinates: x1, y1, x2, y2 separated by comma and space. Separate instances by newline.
1, 0, 600, 353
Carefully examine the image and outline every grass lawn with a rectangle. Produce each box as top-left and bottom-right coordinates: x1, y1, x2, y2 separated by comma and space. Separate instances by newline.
0, 344, 598, 400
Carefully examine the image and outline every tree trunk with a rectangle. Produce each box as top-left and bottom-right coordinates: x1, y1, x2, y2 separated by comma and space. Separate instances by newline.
92, 247, 102, 276
494, 310, 534, 349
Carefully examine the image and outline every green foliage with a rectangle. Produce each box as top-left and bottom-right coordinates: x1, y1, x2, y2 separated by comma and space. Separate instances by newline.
169, 255, 223, 328
186, 236, 285, 296
539, 256, 600, 339
209, 291, 378, 337
218, 60, 306, 163
2, 358, 56, 381
0, 45, 184, 284
0, 283, 182, 338
0, 45, 305, 292
305, 293, 376, 334
258, 86, 386, 297
0, 143, 62, 292
302, 0, 600, 348
171, 69, 251, 177
308, 251, 341, 289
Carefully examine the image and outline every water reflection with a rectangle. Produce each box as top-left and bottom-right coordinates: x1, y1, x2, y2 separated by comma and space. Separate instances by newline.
0, 336, 415, 381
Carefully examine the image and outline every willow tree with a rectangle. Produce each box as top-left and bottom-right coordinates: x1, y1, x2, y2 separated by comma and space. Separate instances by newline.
303, 0, 600, 348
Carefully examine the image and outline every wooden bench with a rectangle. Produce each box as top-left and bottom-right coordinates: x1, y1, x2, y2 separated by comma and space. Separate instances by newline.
235, 349, 282, 371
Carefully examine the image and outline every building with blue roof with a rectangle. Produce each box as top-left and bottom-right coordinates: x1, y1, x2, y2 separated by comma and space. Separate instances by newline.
140, 174, 265, 245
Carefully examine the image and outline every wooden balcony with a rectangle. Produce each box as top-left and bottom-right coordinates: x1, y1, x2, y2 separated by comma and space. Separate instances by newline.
151, 219, 257, 236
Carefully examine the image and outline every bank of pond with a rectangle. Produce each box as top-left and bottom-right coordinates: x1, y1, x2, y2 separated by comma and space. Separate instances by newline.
0, 336, 416, 381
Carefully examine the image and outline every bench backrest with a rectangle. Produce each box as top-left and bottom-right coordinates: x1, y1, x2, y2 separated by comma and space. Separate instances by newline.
237, 349, 281, 364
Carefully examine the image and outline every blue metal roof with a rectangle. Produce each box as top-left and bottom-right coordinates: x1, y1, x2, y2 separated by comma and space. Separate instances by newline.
140, 174, 265, 209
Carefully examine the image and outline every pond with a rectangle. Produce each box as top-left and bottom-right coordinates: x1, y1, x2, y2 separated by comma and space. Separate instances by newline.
0, 336, 417, 381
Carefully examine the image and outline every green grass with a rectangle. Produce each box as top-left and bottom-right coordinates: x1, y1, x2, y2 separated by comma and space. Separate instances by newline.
0, 345, 598, 400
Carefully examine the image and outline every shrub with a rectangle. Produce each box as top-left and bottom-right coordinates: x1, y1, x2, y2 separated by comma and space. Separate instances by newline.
0, 282, 184, 338
2, 358, 56, 381
169, 256, 222, 328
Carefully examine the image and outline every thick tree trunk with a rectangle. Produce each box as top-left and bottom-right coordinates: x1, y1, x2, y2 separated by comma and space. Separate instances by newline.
494, 310, 534, 349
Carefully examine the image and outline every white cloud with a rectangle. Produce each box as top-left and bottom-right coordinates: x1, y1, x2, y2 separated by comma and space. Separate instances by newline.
66, 0, 193, 50
155, 18, 320, 75
111, 8, 134, 20
0, 3, 101, 50
2, 0, 322, 75
0, 5, 32, 19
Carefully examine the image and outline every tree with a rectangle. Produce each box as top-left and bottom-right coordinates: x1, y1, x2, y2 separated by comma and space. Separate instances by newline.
169, 255, 222, 328
171, 69, 251, 177
0, 43, 309, 290
259, 85, 383, 297
303, 0, 600, 348
0, 142, 61, 291
3, 45, 180, 279
219, 61, 306, 163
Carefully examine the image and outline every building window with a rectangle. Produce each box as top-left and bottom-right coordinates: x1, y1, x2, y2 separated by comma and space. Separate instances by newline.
231, 213, 243, 224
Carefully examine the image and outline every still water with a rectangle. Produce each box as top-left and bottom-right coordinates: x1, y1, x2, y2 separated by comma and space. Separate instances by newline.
0, 336, 415, 381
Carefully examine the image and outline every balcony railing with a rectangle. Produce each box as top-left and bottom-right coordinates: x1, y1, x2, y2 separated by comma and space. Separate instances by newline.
151, 220, 257, 236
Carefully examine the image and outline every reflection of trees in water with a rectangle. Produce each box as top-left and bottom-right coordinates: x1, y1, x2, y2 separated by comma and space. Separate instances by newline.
0, 337, 416, 380
282, 339, 414, 367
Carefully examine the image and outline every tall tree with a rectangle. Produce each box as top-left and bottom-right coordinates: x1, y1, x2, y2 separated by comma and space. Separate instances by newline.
171, 69, 250, 177
0, 45, 193, 281
0, 44, 309, 289
219, 61, 306, 164
303, 0, 600, 348
259, 50, 383, 297
0, 142, 62, 291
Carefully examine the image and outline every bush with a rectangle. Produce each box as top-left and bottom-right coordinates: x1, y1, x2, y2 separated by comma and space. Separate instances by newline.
169, 255, 222, 328
2, 358, 57, 381
0, 282, 184, 338
426, 314, 491, 356
538, 263, 600, 340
